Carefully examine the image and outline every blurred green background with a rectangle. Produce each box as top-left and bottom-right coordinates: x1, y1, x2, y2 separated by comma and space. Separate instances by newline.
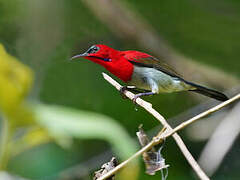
0, 0, 239, 179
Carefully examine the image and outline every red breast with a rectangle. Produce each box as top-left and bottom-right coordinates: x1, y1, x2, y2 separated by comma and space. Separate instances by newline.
105, 56, 134, 82
86, 50, 134, 82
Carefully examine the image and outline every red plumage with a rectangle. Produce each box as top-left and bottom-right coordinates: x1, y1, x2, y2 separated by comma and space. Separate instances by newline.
71, 44, 228, 101
80, 44, 137, 82
80, 45, 154, 82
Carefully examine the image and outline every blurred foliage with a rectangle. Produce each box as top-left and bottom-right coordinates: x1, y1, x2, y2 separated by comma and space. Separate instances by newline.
0, 43, 34, 169
128, 0, 240, 75
0, 44, 33, 126
0, 44, 139, 179
33, 104, 137, 158
0, 0, 239, 180
33, 103, 139, 180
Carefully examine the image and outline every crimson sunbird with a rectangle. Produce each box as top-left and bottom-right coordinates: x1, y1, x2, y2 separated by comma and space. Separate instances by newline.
71, 44, 228, 101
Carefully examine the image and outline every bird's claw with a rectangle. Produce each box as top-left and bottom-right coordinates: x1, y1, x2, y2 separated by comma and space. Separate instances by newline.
120, 86, 128, 99
132, 95, 139, 104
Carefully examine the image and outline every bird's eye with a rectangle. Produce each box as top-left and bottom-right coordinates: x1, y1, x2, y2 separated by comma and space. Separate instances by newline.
87, 46, 99, 54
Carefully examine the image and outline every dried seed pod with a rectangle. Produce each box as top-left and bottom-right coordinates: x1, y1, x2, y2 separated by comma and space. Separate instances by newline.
93, 157, 117, 180
137, 125, 169, 177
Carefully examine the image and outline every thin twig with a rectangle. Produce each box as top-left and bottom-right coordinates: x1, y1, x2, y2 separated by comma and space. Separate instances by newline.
99, 72, 240, 180
102, 72, 209, 180
166, 94, 240, 137
97, 88, 239, 180
56, 89, 240, 180
97, 133, 157, 180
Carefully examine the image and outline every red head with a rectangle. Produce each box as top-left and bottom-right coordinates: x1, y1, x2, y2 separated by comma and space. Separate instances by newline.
71, 44, 134, 82
72, 44, 117, 64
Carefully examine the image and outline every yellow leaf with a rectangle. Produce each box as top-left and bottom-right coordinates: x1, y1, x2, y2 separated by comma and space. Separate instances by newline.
0, 44, 33, 115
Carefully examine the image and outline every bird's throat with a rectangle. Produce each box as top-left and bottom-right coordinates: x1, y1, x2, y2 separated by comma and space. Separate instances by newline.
85, 56, 134, 82
106, 61, 134, 82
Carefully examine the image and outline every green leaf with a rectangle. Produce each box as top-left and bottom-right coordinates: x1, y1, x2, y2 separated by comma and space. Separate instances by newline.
32, 103, 140, 180
32, 103, 138, 160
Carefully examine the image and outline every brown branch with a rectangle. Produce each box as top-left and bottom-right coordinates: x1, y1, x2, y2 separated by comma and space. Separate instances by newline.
169, 96, 240, 135
99, 73, 240, 180
102, 73, 209, 180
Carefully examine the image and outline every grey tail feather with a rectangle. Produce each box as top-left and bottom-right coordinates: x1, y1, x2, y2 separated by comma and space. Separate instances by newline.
184, 80, 229, 101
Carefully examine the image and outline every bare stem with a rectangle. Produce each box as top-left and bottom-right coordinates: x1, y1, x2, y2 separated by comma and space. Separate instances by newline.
100, 73, 240, 180
97, 140, 156, 180
97, 88, 239, 180
101, 73, 239, 180
167, 94, 240, 136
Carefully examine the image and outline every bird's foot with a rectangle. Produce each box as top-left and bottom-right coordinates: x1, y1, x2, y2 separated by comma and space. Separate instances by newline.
132, 92, 156, 104
133, 94, 140, 104
120, 86, 128, 99
119, 86, 137, 99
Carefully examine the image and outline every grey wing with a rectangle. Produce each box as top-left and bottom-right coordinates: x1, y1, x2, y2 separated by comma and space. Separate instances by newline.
128, 56, 183, 79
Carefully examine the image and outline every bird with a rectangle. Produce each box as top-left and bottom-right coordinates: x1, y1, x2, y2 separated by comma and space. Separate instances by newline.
71, 44, 228, 102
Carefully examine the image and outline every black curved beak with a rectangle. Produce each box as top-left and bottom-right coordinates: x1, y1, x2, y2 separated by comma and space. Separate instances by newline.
71, 53, 111, 62
70, 52, 88, 60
